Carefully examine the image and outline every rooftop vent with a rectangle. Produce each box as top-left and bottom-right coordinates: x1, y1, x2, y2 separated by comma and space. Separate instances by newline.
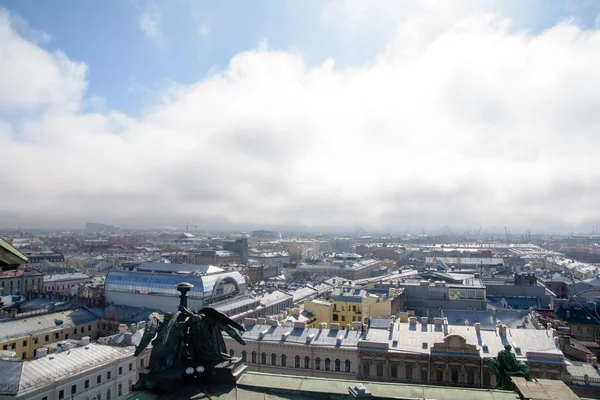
336, 336, 344, 345
258, 329, 269, 340
281, 331, 290, 341
306, 334, 315, 344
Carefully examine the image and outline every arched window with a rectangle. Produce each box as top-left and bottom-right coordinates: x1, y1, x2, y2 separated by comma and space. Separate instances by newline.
345, 360, 351, 373
391, 364, 397, 378
363, 362, 370, 376
325, 358, 331, 371
242, 350, 247, 362
229, 349, 234, 357
261, 352, 267, 364
377, 363, 384, 377
406, 363, 413, 380
335, 359, 341, 372
281, 354, 287, 367
271, 353, 277, 365
304, 356, 310, 369
315, 357, 321, 370
251, 351, 257, 364
295, 355, 300, 368
483, 370, 491, 387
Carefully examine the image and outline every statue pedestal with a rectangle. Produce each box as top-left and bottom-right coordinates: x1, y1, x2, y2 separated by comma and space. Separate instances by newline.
207, 357, 246, 386
133, 358, 246, 394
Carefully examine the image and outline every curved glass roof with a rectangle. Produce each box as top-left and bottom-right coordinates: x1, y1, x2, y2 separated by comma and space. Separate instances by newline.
105, 270, 247, 299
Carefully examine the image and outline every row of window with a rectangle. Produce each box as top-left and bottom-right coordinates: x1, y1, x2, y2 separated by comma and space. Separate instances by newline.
237, 350, 352, 373
361, 361, 481, 385
2, 324, 97, 356
48, 366, 134, 400
333, 304, 361, 312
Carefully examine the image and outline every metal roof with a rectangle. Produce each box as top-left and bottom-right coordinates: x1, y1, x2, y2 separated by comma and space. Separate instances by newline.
236, 324, 362, 348
0, 344, 133, 395
0, 309, 100, 342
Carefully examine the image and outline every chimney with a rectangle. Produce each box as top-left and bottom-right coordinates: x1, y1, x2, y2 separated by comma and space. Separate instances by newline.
389, 322, 394, 331
269, 319, 279, 327
475, 322, 481, 333
118, 324, 127, 334
443, 320, 449, 336
434, 317, 443, 325
336, 336, 344, 345
294, 321, 307, 329
346, 324, 351, 331
258, 329, 269, 340
257, 318, 266, 325
330, 323, 341, 330
319, 322, 328, 330
244, 318, 257, 327
281, 331, 290, 341
348, 383, 372, 399
35, 348, 48, 359
130, 323, 137, 333
306, 334, 315, 344
409, 316, 417, 325
421, 317, 428, 325
124, 332, 133, 345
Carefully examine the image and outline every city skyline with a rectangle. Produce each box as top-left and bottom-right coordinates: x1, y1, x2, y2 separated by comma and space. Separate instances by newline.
2, 1, 600, 232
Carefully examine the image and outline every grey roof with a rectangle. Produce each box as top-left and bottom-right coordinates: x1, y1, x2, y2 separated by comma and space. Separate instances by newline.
0, 309, 100, 342
236, 324, 362, 349
138, 261, 223, 274
0, 344, 133, 395
414, 309, 530, 330
43, 272, 91, 282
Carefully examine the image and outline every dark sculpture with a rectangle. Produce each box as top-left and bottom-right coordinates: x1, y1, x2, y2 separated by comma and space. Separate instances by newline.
135, 282, 246, 375
486, 344, 531, 390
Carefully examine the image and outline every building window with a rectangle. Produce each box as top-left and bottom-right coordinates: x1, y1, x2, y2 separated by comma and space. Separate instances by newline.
295, 355, 300, 368
315, 357, 321, 370
391, 364, 398, 378
58, 389, 65, 399
332, 314, 339, 321
11, 343, 16, 349
377, 363, 384, 377
304, 356, 310, 369
97, 375, 102, 384
98, 393, 102, 400
34, 337, 38, 344
129, 362, 133, 371
55, 333, 59, 339
2, 345, 6, 350
467, 369, 475, 384
352, 305, 356, 312
140, 358, 145, 368
325, 358, 331, 371
22, 352, 26, 359
251, 351, 257, 363
281, 354, 287, 367
71, 384, 77, 395
119, 366, 123, 375
242, 350, 247, 362
363, 363, 370, 376
74, 328, 78, 335
45, 335, 49, 342
107, 371, 112, 380
335, 359, 341, 372
65, 334, 69, 340
128, 379, 132, 391
436, 369, 443, 382
271, 353, 277, 365
406, 364, 413, 380
107, 388, 112, 400
23, 340, 27, 347
451, 369, 458, 384
85, 379, 90, 389
42, 397, 48, 400
342, 315, 345, 322
483, 370, 491, 387
345, 360, 351, 373
88, 325, 92, 331
118, 384, 123, 396
261, 352, 267, 364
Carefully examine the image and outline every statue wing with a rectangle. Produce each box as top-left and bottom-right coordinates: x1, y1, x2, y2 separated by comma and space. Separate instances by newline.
199, 307, 247, 345
134, 312, 161, 356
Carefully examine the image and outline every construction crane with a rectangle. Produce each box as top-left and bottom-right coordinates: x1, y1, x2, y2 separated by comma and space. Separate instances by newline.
168, 223, 198, 233
504, 226, 510, 244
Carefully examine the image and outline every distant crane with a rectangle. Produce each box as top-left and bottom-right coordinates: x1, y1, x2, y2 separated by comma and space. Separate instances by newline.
169, 223, 198, 233
504, 226, 510, 244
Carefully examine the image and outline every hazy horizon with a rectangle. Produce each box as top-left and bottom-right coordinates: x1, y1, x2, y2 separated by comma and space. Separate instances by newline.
2, 1, 600, 234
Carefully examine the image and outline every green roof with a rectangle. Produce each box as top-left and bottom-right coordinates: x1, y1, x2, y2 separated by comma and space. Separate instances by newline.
0, 237, 28, 266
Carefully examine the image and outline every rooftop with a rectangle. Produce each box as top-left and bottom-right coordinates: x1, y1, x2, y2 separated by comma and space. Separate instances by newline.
0, 343, 133, 395
0, 309, 100, 342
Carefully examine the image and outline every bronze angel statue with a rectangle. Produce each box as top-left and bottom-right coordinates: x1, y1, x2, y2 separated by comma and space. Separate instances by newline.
485, 344, 531, 390
134, 282, 246, 374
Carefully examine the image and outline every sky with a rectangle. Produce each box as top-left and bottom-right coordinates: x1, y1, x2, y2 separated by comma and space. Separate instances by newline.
1, 0, 600, 233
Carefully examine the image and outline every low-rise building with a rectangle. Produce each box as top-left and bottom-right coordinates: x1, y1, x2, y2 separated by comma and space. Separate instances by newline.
295, 259, 382, 280
43, 272, 93, 294
0, 309, 101, 360
0, 268, 43, 296
0, 343, 139, 400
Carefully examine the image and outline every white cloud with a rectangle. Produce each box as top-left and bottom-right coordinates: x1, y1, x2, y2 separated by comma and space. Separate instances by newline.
0, 10, 87, 111
1, 6, 600, 232
138, 7, 163, 45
